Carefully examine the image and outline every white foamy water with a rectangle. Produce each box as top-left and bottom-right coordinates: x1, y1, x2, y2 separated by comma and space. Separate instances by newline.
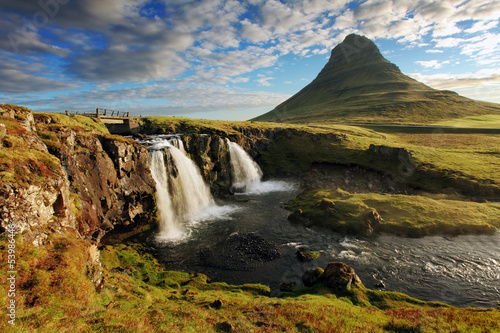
148, 138, 235, 242
227, 140, 263, 191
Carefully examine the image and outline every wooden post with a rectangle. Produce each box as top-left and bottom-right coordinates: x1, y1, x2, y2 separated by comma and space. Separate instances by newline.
127, 112, 130, 118
96, 108, 100, 117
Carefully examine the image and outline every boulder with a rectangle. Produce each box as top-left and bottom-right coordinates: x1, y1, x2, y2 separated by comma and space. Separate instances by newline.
320, 262, 363, 291
301, 267, 324, 287
280, 281, 298, 292
296, 247, 320, 261
362, 208, 383, 237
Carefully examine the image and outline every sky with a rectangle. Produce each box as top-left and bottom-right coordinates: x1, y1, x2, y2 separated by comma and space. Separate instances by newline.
1, 0, 500, 121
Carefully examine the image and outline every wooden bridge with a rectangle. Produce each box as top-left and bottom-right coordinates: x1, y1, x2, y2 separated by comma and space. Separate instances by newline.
65, 108, 140, 135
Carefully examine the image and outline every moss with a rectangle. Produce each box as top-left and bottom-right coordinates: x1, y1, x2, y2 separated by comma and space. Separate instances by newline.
286, 189, 500, 236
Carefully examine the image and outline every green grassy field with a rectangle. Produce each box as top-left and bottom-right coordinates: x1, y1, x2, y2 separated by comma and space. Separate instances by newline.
432, 115, 500, 128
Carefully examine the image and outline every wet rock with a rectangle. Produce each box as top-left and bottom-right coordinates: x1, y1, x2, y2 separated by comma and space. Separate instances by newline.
320, 262, 363, 291
280, 281, 298, 292
376, 280, 386, 289
288, 209, 310, 225
363, 208, 383, 237
183, 134, 232, 197
198, 233, 281, 271
296, 247, 320, 261
302, 267, 324, 287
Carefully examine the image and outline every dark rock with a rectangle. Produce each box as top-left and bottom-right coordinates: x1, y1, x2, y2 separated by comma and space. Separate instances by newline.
198, 233, 281, 271
280, 281, 298, 292
376, 280, 386, 289
288, 209, 310, 225
215, 322, 232, 332
368, 144, 413, 165
302, 267, 324, 287
362, 208, 383, 237
210, 299, 223, 309
320, 262, 363, 291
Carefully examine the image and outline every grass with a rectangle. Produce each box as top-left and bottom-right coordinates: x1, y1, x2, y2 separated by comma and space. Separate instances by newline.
1, 234, 499, 332
286, 189, 500, 236
432, 115, 500, 128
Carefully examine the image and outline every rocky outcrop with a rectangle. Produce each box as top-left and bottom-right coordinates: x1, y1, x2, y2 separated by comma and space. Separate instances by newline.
0, 106, 157, 245
0, 105, 75, 246
53, 132, 157, 241
320, 262, 363, 291
182, 134, 232, 196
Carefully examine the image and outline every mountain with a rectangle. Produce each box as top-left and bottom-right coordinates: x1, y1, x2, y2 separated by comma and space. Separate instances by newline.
252, 34, 500, 124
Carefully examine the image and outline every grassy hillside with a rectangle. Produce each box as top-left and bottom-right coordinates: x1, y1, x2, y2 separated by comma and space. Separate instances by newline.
1, 234, 499, 332
252, 34, 500, 124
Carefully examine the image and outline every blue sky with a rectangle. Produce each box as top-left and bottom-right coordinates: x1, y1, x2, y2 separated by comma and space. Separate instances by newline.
1, 0, 500, 120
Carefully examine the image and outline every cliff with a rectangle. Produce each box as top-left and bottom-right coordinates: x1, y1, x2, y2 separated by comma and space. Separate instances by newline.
0, 105, 157, 245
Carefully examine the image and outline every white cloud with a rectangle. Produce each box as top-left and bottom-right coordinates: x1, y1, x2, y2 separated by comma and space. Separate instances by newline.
409, 68, 500, 91
415, 59, 449, 69
426, 49, 443, 53
465, 20, 499, 34
256, 76, 274, 86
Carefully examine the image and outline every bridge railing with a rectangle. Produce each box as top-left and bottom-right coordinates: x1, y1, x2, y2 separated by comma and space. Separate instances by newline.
65, 110, 97, 116
65, 109, 130, 118
96, 108, 130, 118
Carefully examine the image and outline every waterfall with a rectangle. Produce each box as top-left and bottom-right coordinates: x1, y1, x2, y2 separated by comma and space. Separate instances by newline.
148, 139, 215, 240
149, 150, 182, 239
227, 140, 263, 192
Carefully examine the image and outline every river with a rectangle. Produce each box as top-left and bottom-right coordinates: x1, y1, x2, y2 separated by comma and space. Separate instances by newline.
150, 180, 500, 308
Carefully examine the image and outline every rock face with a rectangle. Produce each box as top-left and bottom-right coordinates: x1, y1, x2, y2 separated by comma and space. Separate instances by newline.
0, 106, 157, 245
0, 105, 75, 246
320, 262, 363, 291
44, 126, 157, 241
182, 134, 232, 196
368, 144, 413, 164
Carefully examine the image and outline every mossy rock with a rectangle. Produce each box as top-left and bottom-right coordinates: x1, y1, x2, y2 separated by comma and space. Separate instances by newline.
296, 247, 320, 261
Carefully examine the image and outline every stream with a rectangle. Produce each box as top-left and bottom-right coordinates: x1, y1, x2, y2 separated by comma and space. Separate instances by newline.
150, 180, 500, 308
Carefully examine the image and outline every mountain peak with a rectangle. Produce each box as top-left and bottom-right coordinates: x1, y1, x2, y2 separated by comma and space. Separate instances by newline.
252, 34, 500, 124
328, 34, 384, 68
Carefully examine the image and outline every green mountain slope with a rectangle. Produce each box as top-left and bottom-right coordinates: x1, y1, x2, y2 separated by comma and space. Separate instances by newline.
253, 34, 500, 124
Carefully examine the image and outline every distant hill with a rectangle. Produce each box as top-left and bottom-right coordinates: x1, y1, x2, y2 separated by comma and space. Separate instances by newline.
252, 34, 500, 124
